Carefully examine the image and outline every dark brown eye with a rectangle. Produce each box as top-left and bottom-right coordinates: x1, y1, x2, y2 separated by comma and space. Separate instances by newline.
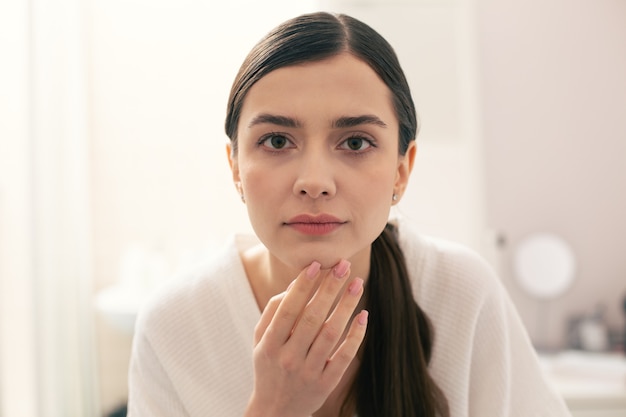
348, 137, 363, 150
269, 135, 287, 148
260, 133, 293, 149
340, 136, 373, 152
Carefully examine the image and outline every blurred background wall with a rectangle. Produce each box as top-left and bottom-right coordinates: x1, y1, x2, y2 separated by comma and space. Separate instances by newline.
477, 0, 626, 351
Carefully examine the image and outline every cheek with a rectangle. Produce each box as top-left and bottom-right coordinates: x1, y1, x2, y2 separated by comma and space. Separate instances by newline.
240, 162, 268, 193
347, 168, 396, 220
239, 164, 290, 207
359, 165, 397, 198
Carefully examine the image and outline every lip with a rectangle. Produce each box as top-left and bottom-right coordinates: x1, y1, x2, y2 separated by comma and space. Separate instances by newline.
284, 214, 346, 236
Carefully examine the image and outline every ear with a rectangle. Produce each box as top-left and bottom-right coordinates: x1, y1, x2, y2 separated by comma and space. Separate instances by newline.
393, 141, 416, 203
226, 143, 241, 184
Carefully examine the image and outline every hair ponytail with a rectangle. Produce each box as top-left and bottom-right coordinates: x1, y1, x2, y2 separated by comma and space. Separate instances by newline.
344, 223, 449, 417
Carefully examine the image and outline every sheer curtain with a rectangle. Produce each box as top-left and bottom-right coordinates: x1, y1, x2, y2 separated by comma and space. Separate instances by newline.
0, 0, 99, 415
0, 2, 37, 415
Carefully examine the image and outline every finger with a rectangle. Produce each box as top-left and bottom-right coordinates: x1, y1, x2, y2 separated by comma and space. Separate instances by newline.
254, 291, 285, 346
262, 261, 322, 347
287, 259, 351, 350
254, 278, 301, 345
321, 310, 368, 386
306, 277, 364, 367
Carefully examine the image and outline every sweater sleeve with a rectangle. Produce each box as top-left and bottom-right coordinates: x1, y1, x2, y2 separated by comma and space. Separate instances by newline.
125, 238, 260, 417
467, 282, 571, 417
398, 220, 572, 417
127, 327, 190, 417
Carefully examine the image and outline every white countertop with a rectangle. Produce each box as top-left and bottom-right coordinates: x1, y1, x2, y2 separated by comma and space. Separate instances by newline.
539, 350, 626, 411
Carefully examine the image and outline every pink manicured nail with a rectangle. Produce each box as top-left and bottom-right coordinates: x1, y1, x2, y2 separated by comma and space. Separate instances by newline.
358, 310, 369, 326
333, 259, 350, 278
348, 277, 363, 295
306, 261, 321, 279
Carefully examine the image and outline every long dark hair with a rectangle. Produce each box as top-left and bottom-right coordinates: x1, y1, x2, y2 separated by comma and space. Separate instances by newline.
225, 12, 449, 417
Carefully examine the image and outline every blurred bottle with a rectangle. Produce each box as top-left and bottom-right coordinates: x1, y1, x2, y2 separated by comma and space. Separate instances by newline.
578, 304, 609, 352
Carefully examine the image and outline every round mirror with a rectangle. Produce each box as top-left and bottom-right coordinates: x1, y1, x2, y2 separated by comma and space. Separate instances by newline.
513, 233, 576, 299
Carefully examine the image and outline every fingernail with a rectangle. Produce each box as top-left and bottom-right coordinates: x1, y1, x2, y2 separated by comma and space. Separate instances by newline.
358, 310, 369, 326
306, 261, 321, 279
348, 277, 363, 295
333, 259, 350, 278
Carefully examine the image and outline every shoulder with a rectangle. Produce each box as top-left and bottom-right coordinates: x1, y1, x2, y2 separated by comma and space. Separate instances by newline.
396, 219, 501, 306
394, 221, 571, 415
129, 236, 259, 413
134, 236, 247, 342
395, 218, 512, 347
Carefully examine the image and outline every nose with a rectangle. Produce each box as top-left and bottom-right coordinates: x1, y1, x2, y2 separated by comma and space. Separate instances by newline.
292, 149, 336, 199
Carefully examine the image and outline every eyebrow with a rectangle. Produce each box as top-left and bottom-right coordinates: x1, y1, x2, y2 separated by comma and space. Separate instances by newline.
247, 113, 388, 130
248, 113, 302, 129
332, 115, 388, 129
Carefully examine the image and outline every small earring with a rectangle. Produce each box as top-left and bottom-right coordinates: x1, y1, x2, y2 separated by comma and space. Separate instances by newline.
392, 194, 398, 202
235, 182, 245, 203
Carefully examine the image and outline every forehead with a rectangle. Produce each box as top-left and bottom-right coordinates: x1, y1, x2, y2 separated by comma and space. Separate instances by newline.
239, 53, 397, 128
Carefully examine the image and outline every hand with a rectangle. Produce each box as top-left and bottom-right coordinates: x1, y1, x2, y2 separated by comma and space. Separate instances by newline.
244, 259, 368, 417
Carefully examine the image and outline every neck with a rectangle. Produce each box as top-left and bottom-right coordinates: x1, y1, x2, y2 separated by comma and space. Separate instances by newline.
241, 243, 372, 312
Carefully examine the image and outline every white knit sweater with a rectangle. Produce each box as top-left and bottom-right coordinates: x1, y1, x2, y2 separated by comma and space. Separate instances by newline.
128, 221, 571, 416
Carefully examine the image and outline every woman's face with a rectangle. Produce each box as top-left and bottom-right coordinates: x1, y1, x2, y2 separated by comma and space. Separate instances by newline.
228, 53, 415, 270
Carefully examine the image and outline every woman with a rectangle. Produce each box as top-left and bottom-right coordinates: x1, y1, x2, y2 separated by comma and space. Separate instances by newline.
128, 12, 571, 417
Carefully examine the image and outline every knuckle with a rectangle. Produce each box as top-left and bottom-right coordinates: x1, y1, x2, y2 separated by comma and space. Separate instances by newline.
319, 323, 342, 344
334, 347, 356, 364
275, 308, 298, 325
267, 293, 284, 306
255, 339, 277, 358
253, 325, 264, 342
320, 280, 342, 298
300, 308, 322, 328
278, 352, 299, 373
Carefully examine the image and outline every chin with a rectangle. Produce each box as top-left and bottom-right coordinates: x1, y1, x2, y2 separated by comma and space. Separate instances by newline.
281, 241, 370, 272
283, 251, 343, 271
314, 255, 346, 271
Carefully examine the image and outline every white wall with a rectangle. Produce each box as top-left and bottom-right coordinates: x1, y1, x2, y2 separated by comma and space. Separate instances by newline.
477, 0, 626, 348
